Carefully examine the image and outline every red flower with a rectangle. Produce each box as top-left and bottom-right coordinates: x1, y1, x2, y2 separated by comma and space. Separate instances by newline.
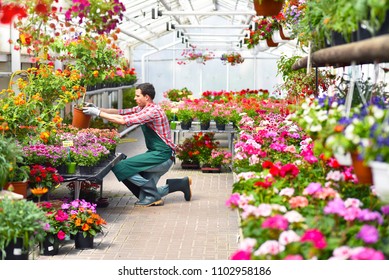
0, 4, 27, 24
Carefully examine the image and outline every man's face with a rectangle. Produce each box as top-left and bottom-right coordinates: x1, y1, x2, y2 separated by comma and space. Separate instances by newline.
134, 89, 148, 108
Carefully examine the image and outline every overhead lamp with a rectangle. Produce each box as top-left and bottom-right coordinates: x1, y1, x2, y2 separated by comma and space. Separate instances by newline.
151, 8, 162, 19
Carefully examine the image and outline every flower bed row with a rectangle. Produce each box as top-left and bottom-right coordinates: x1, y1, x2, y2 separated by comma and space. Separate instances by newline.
227, 102, 389, 260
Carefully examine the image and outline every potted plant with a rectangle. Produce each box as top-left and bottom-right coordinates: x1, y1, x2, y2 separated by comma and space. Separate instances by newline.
62, 199, 107, 249
193, 99, 212, 130
253, 0, 285, 17
201, 149, 232, 173
164, 87, 193, 102
245, 16, 280, 49
176, 132, 219, 169
37, 201, 69, 256
29, 164, 64, 202
4, 165, 30, 198
220, 52, 245, 66
0, 137, 25, 193
0, 198, 49, 260
178, 45, 215, 65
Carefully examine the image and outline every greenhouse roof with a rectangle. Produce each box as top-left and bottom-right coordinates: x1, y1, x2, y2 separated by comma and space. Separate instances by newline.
117, 0, 297, 53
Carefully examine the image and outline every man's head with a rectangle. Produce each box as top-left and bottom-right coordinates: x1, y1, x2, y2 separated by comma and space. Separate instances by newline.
135, 83, 156, 107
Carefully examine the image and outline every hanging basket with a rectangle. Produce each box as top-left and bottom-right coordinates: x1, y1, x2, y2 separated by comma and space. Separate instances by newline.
253, 0, 284, 17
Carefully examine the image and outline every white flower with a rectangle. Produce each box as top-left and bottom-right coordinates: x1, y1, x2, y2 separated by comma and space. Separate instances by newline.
254, 240, 285, 256
283, 210, 305, 223
278, 230, 300, 246
310, 124, 322, 132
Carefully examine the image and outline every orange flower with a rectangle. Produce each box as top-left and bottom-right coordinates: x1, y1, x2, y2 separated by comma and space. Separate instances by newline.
30, 186, 49, 196
82, 223, 90, 231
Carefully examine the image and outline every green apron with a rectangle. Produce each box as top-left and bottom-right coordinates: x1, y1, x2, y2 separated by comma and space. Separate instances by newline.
112, 124, 172, 181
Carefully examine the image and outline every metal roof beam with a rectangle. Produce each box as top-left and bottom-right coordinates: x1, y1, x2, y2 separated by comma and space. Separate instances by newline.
120, 29, 160, 50
161, 11, 255, 16
175, 24, 249, 28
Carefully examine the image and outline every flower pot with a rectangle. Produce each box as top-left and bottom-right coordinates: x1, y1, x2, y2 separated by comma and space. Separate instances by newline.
72, 107, 91, 129
170, 121, 177, 130
4, 181, 28, 198
215, 122, 226, 131
180, 121, 192, 130
40, 234, 59, 256
369, 161, 389, 202
253, 0, 284, 16
200, 121, 210, 130
74, 232, 94, 249
272, 26, 291, 43
1, 238, 28, 260
66, 162, 77, 174
266, 37, 279, 47
351, 152, 373, 185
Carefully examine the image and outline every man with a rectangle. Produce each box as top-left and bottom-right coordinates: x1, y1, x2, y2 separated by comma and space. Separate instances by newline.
82, 83, 191, 207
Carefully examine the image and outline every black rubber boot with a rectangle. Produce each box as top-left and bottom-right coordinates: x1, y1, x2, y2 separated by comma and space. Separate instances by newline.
122, 179, 140, 199
166, 177, 192, 201
135, 180, 164, 207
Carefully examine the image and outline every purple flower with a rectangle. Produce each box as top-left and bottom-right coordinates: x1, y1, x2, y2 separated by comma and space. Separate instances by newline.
324, 198, 346, 215
356, 225, 379, 244
381, 205, 389, 215
303, 182, 322, 195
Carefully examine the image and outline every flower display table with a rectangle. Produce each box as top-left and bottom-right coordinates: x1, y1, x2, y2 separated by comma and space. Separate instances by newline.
171, 121, 237, 157
59, 153, 126, 202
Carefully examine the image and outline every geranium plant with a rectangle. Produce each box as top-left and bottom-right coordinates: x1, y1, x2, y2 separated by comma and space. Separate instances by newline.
176, 132, 219, 164
245, 16, 279, 49
221, 52, 245, 66
178, 45, 215, 65
29, 164, 64, 191
202, 149, 232, 168
163, 87, 193, 102
38, 201, 69, 241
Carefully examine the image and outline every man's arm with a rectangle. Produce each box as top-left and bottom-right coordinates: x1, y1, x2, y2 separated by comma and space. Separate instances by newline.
99, 111, 126, 125
100, 108, 119, 114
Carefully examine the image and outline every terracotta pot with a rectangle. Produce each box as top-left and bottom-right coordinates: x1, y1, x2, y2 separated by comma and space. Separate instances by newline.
4, 181, 28, 198
266, 37, 279, 47
253, 0, 284, 16
351, 152, 373, 185
72, 107, 91, 129
279, 25, 291, 40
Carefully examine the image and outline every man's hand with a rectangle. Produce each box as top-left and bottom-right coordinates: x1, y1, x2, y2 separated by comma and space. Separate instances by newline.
83, 102, 98, 108
82, 107, 101, 117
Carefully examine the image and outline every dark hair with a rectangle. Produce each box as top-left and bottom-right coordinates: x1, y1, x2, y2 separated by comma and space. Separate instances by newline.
136, 83, 156, 100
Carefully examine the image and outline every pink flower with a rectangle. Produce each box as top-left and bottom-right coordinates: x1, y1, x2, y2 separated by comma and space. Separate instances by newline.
301, 229, 327, 249
261, 214, 289, 230
289, 196, 309, 209
350, 247, 385, 260
284, 254, 304, 260
254, 240, 285, 256
230, 250, 251, 260
57, 230, 66, 240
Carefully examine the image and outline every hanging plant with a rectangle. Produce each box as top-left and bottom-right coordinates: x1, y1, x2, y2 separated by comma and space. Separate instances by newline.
177, 45, 215, 65
221, 52, 245, 66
